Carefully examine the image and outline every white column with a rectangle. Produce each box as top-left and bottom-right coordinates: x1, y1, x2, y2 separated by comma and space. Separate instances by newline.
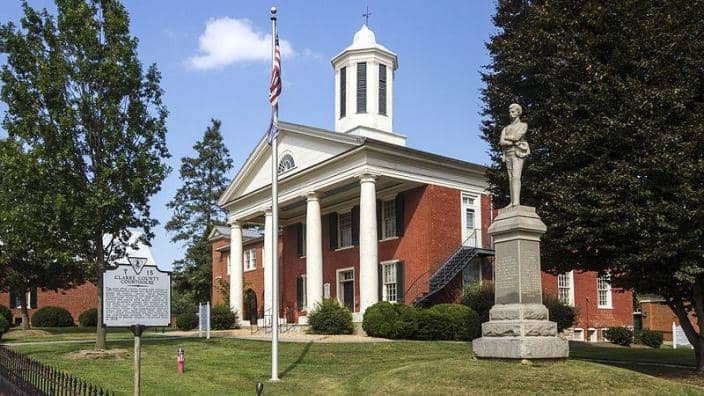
229, 222, 244, 324
264, 210, 273, 317
359, 174, 378, 313
305, 192, 323, 311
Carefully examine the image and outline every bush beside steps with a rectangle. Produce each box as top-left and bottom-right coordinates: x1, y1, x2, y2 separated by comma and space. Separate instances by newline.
31, 306, 74, 327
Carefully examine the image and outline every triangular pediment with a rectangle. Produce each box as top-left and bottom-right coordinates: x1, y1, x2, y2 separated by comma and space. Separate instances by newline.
218, 122, 364, 207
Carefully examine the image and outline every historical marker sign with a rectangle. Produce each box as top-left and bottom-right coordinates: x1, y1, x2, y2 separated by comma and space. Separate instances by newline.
103, 260, 171, 327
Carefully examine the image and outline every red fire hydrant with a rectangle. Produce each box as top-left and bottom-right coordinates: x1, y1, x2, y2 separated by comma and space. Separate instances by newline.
177, 347, 185, 374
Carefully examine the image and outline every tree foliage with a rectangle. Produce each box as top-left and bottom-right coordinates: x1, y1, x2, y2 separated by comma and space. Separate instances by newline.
1, 0, 170, 348
166, 119, 233, 303
483, 0, 704, 370
0, 140, 87, 330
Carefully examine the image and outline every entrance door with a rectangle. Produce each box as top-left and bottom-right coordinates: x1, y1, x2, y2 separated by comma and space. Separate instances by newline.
244, 289, 257, 323
461, 194, 480, 247
337, 269, 355, 311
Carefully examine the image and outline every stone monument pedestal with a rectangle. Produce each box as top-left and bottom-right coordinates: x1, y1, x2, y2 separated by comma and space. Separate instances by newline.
472, 205, 568, 360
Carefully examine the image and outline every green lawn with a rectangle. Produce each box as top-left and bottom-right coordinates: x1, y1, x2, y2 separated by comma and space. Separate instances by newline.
570, 341, 695, 366
10, 338, 704, 395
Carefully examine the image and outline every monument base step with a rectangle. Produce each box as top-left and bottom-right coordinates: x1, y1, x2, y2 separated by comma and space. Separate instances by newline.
482, 319, 557, 337
489, 304, 548, 321
472, 336, 569, 360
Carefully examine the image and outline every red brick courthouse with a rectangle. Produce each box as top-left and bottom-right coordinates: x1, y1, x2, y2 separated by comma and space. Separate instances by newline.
210, 24, 633, 340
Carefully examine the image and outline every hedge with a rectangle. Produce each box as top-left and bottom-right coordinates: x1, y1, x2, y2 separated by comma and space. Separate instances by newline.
362, 302, 481, 341
78, 308, 98, 327
543, 295, 578, 332
636, 330, 663, 349
0, 316, 9, 339
604, 326, 633, 346
362, 301, 418, 339
460, 282, 494, 323
0, 305, 12, 326
210, 304, 237, 330
31, 306, 74, 327
309, 299, 354, 334
176, 312, 198, 331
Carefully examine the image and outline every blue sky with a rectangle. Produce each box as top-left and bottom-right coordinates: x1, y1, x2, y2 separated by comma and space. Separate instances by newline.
0, 1, 497, 270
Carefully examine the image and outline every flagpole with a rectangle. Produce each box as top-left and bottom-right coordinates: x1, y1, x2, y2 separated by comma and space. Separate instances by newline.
269, 5, 280, 382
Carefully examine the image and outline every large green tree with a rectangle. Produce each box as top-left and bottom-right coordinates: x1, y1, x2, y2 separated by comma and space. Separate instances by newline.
1, 0, 170, 348
166, 119, 233, 304
483, 0, 704, 370
0, 140, 87, 330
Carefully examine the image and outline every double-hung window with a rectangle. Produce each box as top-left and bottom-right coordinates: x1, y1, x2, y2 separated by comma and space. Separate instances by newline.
597, 274, 612, 308
381, 199, 397, 239
382, 262, 398, 302
557, 271, 574, 306
338, 211, 353, 248
244, 249, 257, 271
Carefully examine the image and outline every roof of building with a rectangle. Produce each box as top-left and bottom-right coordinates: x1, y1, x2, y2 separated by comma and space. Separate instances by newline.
208, 225, 263, 242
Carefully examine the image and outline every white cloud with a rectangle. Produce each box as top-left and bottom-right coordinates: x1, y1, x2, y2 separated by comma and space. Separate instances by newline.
187, 17, 294, 70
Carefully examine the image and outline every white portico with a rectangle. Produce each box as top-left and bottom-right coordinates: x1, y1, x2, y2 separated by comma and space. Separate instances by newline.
218, 25, 488, 324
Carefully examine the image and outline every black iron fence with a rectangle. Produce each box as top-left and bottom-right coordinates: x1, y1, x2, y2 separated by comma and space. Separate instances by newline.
0, 345, 115, 396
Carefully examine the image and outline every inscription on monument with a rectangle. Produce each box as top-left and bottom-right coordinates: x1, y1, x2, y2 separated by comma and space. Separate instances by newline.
494, 247, 519, 305
519, 241, 542, 304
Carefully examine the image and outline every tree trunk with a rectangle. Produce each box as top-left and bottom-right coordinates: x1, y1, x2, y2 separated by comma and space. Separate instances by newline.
19, 291, 29, 331
669, 297, 704, 373
695, 340, 704, 374
95, 234, 107, 350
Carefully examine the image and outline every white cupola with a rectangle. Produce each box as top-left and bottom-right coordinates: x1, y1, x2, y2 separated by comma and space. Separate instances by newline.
331, 24, 405, 146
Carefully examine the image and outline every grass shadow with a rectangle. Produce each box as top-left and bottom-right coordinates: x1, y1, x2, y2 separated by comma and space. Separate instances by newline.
280, 341, 313, 378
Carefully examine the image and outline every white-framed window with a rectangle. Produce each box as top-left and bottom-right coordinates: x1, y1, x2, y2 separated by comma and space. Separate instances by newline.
226, 255, 231, 275
12, 291, 32, 309
338, 211, 353, 248
572, 328, 585, 341
382, 261, 398, 302
557, 271, 575, 306
244, 249, 257, 271
277, 153, 295, 174
597, 274, 612, 308
381, 199, 397, 239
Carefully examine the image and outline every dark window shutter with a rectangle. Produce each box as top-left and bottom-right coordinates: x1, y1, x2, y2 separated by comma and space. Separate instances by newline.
396, 262, 405, 303
395, 192, 405, 237
8, 291, 15, 308
378, 266, 383, 301
357, 62, 367, 113
376, 200, 382, 239
297, 277, 304, 310
30, 289, 37, 309
351, 205, 360, 245
378, 64, 387, 115
340, 67, 346, 118
329, 212, 338, 250
296, 223, 304, 257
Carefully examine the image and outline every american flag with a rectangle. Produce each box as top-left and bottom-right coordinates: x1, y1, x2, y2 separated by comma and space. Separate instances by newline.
269, 35, 282, 106
266, 35, 282, 145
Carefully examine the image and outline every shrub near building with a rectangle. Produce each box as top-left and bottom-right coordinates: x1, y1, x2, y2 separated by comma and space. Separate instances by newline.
210, 304, 237, 330
31, 306, 74, 327
309, 299, 353, 335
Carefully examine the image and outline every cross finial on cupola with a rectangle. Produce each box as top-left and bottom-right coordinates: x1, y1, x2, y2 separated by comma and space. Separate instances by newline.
362, 6, 372, 26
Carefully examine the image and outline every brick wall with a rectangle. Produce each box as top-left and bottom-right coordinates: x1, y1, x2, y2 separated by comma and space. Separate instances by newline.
640, 301, 699, 342
0, 283, 97, 325
210, 235, 265, 321
542, 271, 634, 340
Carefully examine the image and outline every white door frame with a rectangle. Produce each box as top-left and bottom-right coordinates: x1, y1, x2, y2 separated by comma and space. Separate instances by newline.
461, 193, 482, 247
336, 267, 355, 310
